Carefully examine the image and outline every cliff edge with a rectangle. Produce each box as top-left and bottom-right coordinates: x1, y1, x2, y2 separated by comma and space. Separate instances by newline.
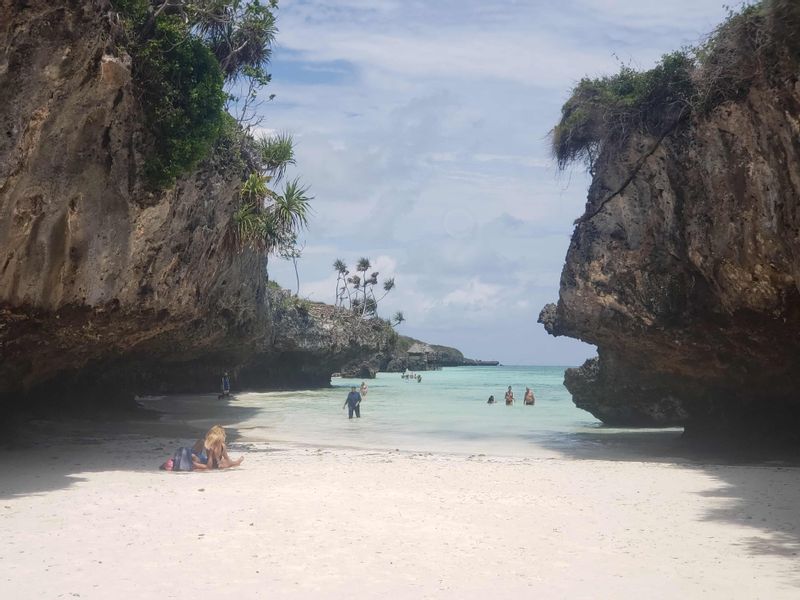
540, 1, 800, 439
0, 1, 392, 407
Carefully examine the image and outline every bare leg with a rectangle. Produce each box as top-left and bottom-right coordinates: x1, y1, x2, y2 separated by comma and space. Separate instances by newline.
218, 455, 244, 469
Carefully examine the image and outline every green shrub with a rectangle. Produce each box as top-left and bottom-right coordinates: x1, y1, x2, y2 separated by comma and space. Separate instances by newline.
552, 51, 694, 171
552, 0, 800, 172
208, 112, 252, 176
134, 16, 226, 188
110, 1, 276, 188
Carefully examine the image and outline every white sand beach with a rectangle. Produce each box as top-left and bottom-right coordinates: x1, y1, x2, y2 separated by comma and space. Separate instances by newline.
1, 429, 798, 599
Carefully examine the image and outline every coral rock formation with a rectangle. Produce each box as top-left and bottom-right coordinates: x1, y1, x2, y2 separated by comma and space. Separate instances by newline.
541, 4, 800, 439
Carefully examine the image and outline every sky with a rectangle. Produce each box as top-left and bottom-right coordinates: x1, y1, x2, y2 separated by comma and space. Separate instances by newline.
258, 0, 734, 366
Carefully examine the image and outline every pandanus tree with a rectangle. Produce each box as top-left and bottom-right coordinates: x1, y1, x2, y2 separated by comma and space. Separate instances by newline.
333, 259, 351, 307
332, 257, 401, 321
229, 132, 312, 272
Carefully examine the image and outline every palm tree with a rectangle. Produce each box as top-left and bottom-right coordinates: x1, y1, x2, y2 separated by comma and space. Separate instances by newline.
356, 257, 371, 273
376, 277, 395, 303
333, 259, 348, 307
392, 311, 405, 327
354, 258, 371, 313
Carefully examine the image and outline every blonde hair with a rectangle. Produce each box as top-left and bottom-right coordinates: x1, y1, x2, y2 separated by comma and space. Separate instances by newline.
204, 425, 226, 455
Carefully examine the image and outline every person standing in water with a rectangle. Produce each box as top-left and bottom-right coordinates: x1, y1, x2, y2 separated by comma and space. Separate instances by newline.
360, 381, 368, 398
504, 386, 514, 405
524, 387, 535, 406
343, 386, 362, 419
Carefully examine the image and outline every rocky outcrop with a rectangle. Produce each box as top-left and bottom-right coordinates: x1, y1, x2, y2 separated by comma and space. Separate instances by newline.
238, 299, 397, 389
540, 3, 800, 439
340, 335, 497, 376
0, 1, 390, 408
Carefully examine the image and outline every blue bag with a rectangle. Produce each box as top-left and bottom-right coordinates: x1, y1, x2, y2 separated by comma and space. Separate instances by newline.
171, 446, 195, 471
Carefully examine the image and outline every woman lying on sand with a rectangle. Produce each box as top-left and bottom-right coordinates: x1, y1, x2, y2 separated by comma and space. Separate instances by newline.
161, 425, 244, 471
191, 425, 244, 470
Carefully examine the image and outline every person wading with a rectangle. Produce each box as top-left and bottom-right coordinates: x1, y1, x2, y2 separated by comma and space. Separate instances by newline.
505, 386, 514, 405
524, 387, 535, 406
343, 386, 362, 419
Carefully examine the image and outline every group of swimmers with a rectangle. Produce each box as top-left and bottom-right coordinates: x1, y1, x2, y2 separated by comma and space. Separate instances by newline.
401, 371, 422, 382
487, 386, 536, 406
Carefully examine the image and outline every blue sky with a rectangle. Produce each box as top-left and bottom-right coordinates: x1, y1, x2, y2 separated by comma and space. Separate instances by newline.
259, 0, 733, 366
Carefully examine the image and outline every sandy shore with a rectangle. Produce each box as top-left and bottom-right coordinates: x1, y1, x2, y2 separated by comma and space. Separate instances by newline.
1, 426, 799, 599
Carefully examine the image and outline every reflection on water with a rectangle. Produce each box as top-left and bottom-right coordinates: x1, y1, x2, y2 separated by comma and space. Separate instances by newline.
142, 366, 684, 458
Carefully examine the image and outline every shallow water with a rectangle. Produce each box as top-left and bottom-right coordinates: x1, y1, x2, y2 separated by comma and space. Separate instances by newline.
144, 366, 685, 458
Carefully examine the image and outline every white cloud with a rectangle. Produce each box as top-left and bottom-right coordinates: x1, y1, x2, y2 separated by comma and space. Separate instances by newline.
442, 278, 502, 311
263, 0, 731, 364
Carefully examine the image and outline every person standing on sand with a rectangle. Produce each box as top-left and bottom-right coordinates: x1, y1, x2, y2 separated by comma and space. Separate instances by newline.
219, 372, 231, 399
524, 387, 535, 406
343, 386, 362, 419
505, 386, 514, 405
360, 381, 368, 398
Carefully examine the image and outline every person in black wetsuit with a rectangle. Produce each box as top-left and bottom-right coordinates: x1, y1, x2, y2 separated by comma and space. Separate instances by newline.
342, 386, 362, 419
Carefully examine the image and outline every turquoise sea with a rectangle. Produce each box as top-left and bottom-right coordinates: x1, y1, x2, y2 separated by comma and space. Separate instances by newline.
151, 365, 629, 457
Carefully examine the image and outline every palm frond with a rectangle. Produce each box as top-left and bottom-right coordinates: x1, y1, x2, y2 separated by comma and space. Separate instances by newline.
271, 178, 312, 233
333, 259, 348, 274
241, 172, 269, 203
257, 132, 295, 181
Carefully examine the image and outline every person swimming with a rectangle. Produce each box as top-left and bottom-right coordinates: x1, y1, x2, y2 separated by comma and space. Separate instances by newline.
487, 395, 495, 404
504, 386, 514, 405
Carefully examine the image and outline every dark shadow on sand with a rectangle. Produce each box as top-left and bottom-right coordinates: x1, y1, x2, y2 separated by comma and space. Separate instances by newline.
0, 394, 268, 499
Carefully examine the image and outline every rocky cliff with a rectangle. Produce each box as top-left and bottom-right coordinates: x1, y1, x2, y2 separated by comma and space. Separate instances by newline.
340, 335, 497, 378
238, 297, 397, 389
540, 1, 800, 439
0, 1, 391, 408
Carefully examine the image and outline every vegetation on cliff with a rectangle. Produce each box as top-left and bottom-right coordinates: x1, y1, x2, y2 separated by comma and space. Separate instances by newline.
551, 0, 800, 173
332, 257, 403, 324
112, 0, 279, 187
